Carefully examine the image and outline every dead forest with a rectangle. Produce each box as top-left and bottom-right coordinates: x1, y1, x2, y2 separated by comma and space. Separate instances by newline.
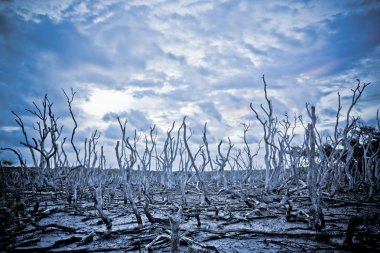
1, 77, 379, 252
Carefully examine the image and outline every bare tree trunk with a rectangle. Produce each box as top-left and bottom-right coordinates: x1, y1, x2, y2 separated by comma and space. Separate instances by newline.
94, 185, 112, 230
11, 111, 38, 168
126, 181, 143, 228
306, 105, 325, 231
115, 118, 144, 229
250, 75, 278, 191
62, 88, 81, 166
169, 206, 182, 253
182, 117, 211, 205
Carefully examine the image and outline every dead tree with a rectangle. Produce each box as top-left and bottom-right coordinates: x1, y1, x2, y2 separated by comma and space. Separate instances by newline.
250, 75, 279, 191
169, 206, 183, 253
327, 80, 371, 191
115, 117, 143, 228
178, 136, 192, 206
279, 114, 306, 189
202, 122, 215, 172
340, 81, 370, 190
84, 130, 100, 169
11, 111, 38, 168
306, 105, 325, 231
268, 113, 298, 189
230, 149, 243, 187
56, 137, 68, 168
214, 138, 233, 189
0, 147, 27, 169
278, 114, 297, 179
135, 125, 156, 197
354, 125, 380, 197
240, 123, 260, 185
160, 122, 181, 188
17, 95, 63, 170
94, 183, 112, 230
182, 117, 211, 205
62, 88, 81, 166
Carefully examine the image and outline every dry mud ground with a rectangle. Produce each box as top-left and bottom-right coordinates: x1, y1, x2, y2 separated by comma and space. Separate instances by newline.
1, 185, 380, 252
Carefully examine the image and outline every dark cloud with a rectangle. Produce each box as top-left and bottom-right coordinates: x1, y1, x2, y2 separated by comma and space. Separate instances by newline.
320, 108, 338, 117
322, 7, 380, 74
0, 10, 108, 125
166, 52, 187, 64
243, 43, 267, 56
127, 80, 163, 88
0, 10, 13, 35
103, 124, 122, 140
344, 0, 380, 10
162, 86, 199, 102
199, 101, 223, 122
102, 112, 119, 122
132, 89, 158, 99
243, 132, 260, 145
268, 4, 299, 15
29, 21, 109, 68
75, 72, 118, 87
0, 128, 23, 147
103, 109, 152, 131
214, 74, 257, 90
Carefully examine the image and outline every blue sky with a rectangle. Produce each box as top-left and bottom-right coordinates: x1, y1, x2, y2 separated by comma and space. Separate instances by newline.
0, 0, 379, 166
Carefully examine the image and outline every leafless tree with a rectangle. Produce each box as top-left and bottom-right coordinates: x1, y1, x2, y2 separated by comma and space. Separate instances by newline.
115, 117, 143, 228
214, 138, 233, 189
250, 75, 278, 191
305, 105, 325, 231
17, 95, 63, 170
11, 111, 38, 168
159, 122, 181, 188
240, 123, 261, 185
62, 88, 81, 166
182, 117, 211, 204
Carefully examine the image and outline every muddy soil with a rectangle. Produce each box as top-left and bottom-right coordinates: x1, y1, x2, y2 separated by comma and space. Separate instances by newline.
1, 183, 379, 252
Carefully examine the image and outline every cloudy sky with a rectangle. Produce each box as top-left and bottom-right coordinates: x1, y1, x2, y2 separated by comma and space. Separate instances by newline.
0, 0, 379, 166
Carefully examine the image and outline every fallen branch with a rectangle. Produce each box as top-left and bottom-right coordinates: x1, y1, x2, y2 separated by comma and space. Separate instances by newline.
143, 200, 170, 225
11, 223, 77, 237
145, 234, 171, 250
181, 236, 220, 253
12, 236, 81, 252
77, 231, 96, 246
